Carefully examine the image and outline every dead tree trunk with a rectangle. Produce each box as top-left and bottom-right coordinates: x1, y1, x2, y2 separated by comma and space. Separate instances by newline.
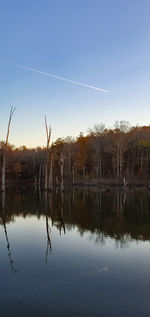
116, 143, 120, 178
2, 159, 6, 193
2, 106, 16, 192
44, 116, 51, 191
123, 177, 127, 191
48, 152, 53, 190
68, 149, 72, 183
60, 151, 64, 191
99, 157, 102, 183
140, 148, 143, 176
72, 166, 75, 184
38, 161, 43, 189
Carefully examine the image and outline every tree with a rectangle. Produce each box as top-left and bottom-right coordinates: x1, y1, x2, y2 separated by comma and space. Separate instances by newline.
2, 106, 16, 192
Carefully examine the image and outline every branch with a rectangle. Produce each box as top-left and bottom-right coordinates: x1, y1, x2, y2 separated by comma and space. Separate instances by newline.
45, 116, 52, 149
5, 105, 17, 146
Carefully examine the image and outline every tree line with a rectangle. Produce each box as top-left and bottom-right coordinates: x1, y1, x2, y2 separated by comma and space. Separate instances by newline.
1, 119, 150, 187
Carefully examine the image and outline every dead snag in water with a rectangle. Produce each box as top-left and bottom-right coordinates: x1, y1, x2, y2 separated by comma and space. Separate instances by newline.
2, 106, 16, 192
44, 116, 52, 191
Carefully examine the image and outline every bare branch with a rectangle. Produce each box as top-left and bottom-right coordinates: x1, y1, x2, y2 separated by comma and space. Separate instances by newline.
5, 105, 17, 146
45, 116, 49, 146
2, 106, 16, 192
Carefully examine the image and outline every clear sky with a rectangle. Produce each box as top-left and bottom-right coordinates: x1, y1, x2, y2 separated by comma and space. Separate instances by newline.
0, 0, 150, 147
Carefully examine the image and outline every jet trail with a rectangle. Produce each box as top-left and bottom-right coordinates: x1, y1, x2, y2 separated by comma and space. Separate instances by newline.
0, 59, 109, 93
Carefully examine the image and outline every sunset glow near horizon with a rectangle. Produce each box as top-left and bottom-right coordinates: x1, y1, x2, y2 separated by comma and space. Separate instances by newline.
0, 0, 150, 147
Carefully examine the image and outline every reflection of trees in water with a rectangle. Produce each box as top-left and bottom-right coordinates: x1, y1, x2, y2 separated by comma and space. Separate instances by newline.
53, 192, 66, 235
43, 191, 66, 262
45, 214, 52, 263
115, 234, 132, 249
2, 217, 17, 272
42, 191, 52, 263
88, 231, 106, 245
1, 192, 17, 272
1, 188, 150, 248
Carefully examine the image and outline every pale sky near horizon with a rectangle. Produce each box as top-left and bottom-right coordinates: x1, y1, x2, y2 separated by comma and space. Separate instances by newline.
0, 0, 150, 147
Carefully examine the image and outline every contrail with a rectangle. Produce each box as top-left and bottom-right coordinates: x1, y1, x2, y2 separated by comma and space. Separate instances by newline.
0, 59, 109, 93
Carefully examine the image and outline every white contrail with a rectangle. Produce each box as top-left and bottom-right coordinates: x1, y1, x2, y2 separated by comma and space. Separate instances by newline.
0, 59, 109, 93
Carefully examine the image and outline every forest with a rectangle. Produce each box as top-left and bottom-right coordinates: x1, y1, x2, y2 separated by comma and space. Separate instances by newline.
1, 120, 150, 188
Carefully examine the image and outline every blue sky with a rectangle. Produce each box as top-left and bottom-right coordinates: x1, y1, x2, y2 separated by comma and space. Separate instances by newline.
0, 0, 150, 147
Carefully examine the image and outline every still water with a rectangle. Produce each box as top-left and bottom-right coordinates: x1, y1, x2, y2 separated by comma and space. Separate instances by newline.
0, 188, 150, 316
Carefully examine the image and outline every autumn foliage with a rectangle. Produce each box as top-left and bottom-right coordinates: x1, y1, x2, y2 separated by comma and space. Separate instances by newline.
1, 122, 150, 186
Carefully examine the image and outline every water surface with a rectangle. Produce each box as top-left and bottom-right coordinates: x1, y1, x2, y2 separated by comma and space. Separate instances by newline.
0, 188, 150, 316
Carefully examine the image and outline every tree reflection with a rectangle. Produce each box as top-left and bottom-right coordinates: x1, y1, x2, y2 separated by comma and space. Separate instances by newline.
1, 192, 17, 272
43, 192, 52, 263
45, 214, 52, 263
1, 188, 150, 250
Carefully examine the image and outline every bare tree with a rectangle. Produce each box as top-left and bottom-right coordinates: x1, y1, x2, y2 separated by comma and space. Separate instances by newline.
2, 106, 16, 192
44, 116, 51, 190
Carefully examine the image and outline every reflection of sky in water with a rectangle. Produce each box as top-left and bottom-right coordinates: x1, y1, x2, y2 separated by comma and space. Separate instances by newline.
0, 189, 150, 316
0, 215, 150, 316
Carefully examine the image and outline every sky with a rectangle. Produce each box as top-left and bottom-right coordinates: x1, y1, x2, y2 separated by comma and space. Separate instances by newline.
0, 0, 150, 147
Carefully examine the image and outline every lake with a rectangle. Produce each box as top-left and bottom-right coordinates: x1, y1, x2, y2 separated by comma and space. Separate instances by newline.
0, 188, 150, 316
